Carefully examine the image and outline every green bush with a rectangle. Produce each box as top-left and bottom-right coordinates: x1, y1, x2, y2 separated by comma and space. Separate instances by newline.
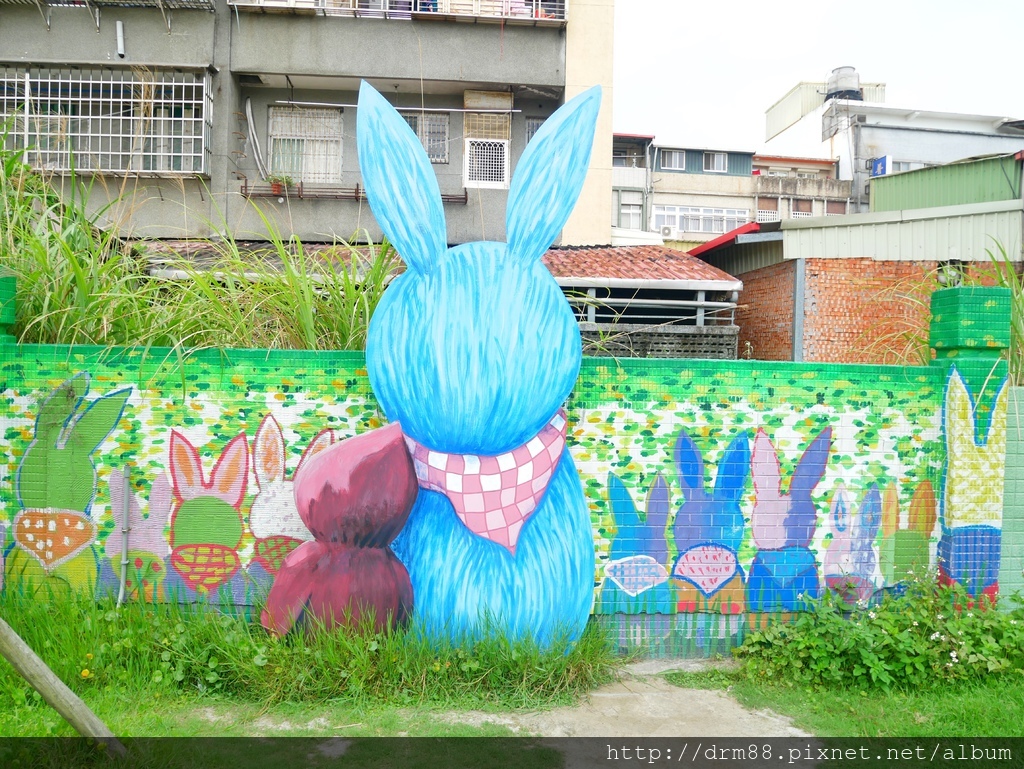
734, 576, 1024, 690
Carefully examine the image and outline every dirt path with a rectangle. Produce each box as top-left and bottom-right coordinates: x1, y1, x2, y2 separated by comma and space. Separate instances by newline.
439, 660, 811, 738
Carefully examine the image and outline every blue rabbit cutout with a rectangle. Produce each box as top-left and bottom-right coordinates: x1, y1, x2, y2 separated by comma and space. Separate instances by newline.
358, 81, 601, 646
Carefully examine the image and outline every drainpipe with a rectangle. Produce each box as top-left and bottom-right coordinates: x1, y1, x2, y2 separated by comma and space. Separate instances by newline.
793, 258, 806, 362
116, 465, 131, 608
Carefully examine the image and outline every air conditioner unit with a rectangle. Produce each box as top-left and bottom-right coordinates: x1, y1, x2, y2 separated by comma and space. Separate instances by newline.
659, 225, 674, 238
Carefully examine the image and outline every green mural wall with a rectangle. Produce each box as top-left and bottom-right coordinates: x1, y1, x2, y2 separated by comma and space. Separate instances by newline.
0, 287, 1014, 657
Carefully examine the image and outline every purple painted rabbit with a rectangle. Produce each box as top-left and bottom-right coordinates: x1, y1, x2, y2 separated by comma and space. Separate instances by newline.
746, 427, 832, 611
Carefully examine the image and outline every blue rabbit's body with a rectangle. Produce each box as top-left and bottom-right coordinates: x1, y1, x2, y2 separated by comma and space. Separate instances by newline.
392, 453, 593, 645
357, 82, 602, 647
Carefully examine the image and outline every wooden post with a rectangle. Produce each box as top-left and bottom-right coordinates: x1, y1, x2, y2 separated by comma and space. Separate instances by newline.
0, 616, 127, 758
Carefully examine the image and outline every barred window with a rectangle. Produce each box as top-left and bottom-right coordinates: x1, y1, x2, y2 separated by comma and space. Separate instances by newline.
464, 110, 510, 188
464, 139, 509, 189
268, 106, 343, 184
526, 116, 545, 144
0, 66, 210, 174
401, 111, 449, 163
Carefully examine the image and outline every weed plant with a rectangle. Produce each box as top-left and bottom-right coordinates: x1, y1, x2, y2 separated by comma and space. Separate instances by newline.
1, 130, 396, 352
734, 575, 1024, 690
0, 588, 616, 710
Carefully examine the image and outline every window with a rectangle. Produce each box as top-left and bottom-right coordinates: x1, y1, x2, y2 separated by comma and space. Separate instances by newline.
612, 149, 628, 168
652, 205, 748, 234
617, 190, 643, 229
825, 200, 847, 216
892, 160, 913, 173
756, 197, 780, 223
703, 152, 727, 173
401, 111, 449, 163
464, 111, 511, 188
791, 198, 812, 218
796, 171, 818, 179
525, 116, 545, 144
1, 66, 210, 174
660, 149, 685, 170
765, 170, 788, 177
268, 106, 343, 184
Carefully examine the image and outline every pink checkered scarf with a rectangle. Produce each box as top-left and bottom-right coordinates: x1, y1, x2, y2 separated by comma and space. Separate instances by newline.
405, 411, 567, 554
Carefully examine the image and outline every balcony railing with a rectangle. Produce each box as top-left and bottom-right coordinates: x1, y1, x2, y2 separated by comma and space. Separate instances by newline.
242, 180, 469, 203
227, 0, 566, 24
790, 211, 812, 219
612, 166, 648, 189
755, 210, 780, 223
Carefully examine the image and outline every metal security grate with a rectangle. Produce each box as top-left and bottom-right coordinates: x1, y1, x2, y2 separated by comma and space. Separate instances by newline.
464, 111, 510, 141
401, 111, 449, 163
267, 106, 343, 184
464, 139, 508, 189
0, 67, 211, 175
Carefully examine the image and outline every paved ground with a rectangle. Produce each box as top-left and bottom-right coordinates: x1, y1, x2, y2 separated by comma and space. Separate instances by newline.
439, 659, 811, 738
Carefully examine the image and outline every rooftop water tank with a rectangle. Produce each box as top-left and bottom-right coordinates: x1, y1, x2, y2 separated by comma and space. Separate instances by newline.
825, 66, 863, 101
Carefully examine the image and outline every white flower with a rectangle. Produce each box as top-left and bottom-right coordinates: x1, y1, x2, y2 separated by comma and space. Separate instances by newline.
937, 614, 945, 620
930, 632, 941, 640
950, 651, 958, 661
967, 613, 974, 618
1012, 620, 1018, 625
868, 611, 877, 619
912, 621, 919, 626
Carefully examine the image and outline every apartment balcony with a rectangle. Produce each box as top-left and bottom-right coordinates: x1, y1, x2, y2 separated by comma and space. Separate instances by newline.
226, 0, 567, 25
755, 174, 852, 200
612, 166, 649, 189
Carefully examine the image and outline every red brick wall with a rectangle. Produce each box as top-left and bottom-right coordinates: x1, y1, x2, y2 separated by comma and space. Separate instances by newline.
803, 259, 938, 364
734, 261, 796, 361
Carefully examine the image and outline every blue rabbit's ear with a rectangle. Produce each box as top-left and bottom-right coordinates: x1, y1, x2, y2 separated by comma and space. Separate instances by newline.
673, 428, 707, 500
645, 474, 670, 565
858, 484, 883, 537
357, 81, 446, 274
506, 86, 601, 264
713, 431, 751, 505
791, 426, 832, 498
608, 472, 639, 528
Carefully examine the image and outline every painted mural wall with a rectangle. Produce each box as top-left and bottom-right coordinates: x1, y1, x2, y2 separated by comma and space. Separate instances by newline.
0, 337, 1011, 654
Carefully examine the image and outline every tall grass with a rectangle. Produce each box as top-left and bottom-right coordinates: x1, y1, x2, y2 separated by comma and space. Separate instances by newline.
0, 589, 617, 709
985, 241, 1024, 385
1, 130, 397, 352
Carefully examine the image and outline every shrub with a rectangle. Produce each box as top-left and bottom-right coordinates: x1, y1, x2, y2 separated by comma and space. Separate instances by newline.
734, 576, 1024, 690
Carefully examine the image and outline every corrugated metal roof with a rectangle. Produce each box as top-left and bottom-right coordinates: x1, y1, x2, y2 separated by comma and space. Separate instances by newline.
782, 200, 1024, 261
870, 153, 1024, 213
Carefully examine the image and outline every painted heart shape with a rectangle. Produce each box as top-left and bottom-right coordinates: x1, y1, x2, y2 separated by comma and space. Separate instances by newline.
672, 544, 739, 597
605, 555, 669, 597
13, 509, 97, 573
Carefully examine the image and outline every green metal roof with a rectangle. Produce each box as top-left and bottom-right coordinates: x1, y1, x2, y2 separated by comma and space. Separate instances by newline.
871, 152, 1024, 213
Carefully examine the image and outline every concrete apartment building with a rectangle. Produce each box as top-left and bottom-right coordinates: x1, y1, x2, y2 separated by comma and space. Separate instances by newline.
0, 0, 613, 246
607, 134, 852, 252
763, 66, 1024, 213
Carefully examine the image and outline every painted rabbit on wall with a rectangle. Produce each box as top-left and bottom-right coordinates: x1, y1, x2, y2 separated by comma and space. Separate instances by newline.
357, 81, 601, 647
823, 482, 882, 606
670, 429, 751, 616
938, 368, 1008, 602
746, 427, 831, 612
600, 473, 673, 650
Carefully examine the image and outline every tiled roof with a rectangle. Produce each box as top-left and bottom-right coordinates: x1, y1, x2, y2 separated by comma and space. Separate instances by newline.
140, 241, 741, 290
542, 245, 741, 288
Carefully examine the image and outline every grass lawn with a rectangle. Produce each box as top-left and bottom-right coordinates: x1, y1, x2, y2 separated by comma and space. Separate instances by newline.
664, 669, 1024, 737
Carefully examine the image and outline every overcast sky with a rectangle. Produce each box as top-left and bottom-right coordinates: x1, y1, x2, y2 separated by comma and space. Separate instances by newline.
612, 0, 1024, 151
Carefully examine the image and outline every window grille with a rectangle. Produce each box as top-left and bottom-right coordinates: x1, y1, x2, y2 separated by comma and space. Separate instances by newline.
268, 106, 343, 184
525, 116, 545, 144
0, 66, 210, 175
401, 111, 449, 163
653, 205, 748, 234
464, 111, 510, 141
464, 139, 509, 189
617, 189, 643, 229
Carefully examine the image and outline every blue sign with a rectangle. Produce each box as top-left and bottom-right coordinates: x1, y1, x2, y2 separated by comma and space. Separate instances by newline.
870, 156, 891, 177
